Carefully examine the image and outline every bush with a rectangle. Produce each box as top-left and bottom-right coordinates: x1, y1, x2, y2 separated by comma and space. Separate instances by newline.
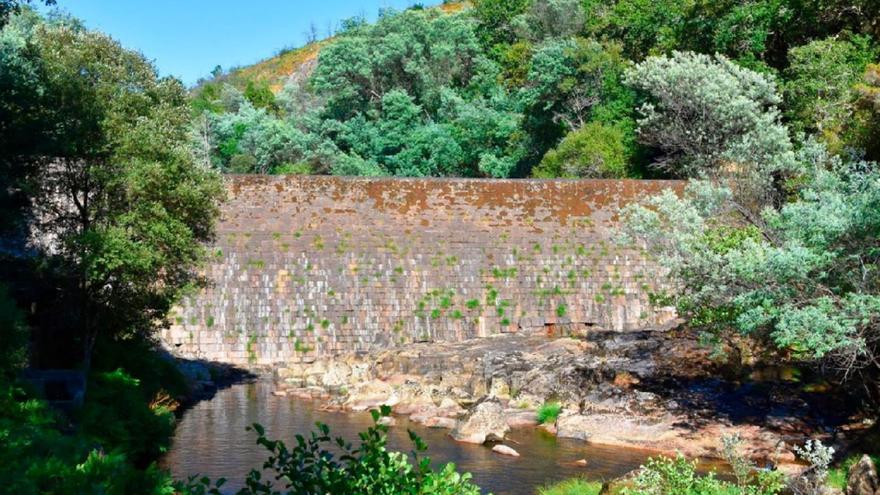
215, 405, 483, 494
537, 401, 562, 424
624, 51, 794, 186
228, 153, 258, 173
271, 162, 314, 175
624, 453, 784, 495
534, 123, 629, 178
539, 478, 604, 495
0, 384, 179, 495
79, 369, 176, 466
0, 283, 27, 379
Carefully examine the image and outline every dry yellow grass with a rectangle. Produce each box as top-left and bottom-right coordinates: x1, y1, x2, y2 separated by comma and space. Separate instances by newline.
221, 1, 471, 94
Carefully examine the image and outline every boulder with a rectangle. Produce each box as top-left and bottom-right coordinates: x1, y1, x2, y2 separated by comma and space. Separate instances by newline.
555, 414, 592, 441
492, 444, 520, 457
450, 398, 510, 444
847, 455, 879, 495
505, 409, 539, 428
424, 417, 458, 429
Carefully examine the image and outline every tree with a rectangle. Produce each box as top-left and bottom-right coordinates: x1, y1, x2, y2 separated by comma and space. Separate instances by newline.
854, 63, 880, 161
783, 34, 877, 154
620, 141, 880, 403
307, 8, 526, 177
512, 0, 585, 42
583, 0, 687, 60
625, 51, 796, 209
1, 13, 223, 371
471, 0, 530, 48
0, 0, 53, 27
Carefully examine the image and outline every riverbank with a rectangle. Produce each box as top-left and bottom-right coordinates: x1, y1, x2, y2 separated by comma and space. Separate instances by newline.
269, 328, 864, 474
163, 379, 655, 494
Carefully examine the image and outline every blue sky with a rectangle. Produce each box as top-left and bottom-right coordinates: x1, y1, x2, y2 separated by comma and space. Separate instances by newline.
46, 1, 438, 86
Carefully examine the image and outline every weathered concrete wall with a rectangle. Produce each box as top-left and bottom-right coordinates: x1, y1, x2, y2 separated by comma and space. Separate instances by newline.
162, 176, 682, 366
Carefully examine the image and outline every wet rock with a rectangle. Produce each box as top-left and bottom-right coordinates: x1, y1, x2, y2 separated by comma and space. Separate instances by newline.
492, 444, 520, 457
556, 414, 592, 441
424, 417, 458, 429
505, 409, 539, 428
450, 398, 510, 444
847, 455, 879, 495
272, 390, 287, 397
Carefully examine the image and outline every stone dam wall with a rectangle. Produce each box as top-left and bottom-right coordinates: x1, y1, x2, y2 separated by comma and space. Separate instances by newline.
161, 176, 683, 366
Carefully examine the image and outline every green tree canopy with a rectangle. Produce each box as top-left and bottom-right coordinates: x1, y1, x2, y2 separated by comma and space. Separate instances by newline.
0, 11, 222, 369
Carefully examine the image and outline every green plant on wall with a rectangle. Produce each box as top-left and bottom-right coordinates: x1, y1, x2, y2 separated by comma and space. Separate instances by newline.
247, 335, 258, 364
392, 320, 404, 333
556, 303, 567, 318
294, 339, 311, 353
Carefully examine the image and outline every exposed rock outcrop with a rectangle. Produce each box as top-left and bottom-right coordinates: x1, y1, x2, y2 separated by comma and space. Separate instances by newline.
272, 329, 855, 468
847, 455, 880, 495
450, 398, 510, 444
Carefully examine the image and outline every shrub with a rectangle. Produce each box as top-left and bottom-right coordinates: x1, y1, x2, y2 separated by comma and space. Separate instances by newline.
271, 162, 314, 175
0, 384, 179, 495
214, 405, 483, 494
539, 478, 604, 495
79, 369, 176, 466
624, 51, 795, 187
0, 283, 27, 379
537, 401, 562, 424
534, 122, 629, 178
624, 453, 784, 495
228, 153, 258, 173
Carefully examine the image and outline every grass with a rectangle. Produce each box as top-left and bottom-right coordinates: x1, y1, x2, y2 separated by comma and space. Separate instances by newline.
536, 402, 562, 424
828, 453, 880, 490
537, 478, 603, 495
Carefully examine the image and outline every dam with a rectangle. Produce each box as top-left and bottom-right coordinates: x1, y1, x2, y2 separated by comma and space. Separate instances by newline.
161, 176, 682, 366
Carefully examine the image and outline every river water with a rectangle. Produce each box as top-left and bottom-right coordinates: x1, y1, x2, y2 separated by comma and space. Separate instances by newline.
163, 381, 653, 494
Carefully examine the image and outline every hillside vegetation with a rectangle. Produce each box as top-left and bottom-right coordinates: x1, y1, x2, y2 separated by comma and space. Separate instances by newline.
191, 0, 879, 180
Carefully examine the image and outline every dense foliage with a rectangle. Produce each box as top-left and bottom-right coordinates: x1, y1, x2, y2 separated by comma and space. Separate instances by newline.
0, 8, 224, 495
193, 0, 878, 179
1, 10, 223, 369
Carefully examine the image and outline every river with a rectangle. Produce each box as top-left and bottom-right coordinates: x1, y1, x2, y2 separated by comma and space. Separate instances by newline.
163, 381, 653, 494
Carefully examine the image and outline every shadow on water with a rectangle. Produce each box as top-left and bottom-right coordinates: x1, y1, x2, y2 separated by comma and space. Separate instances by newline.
162, 381, 653, 495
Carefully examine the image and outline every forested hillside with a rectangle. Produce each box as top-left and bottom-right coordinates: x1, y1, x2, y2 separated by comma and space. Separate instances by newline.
191, 0, 879, 179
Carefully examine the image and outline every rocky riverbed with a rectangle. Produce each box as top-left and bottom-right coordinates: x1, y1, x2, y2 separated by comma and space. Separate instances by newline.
271, 328, 865, 471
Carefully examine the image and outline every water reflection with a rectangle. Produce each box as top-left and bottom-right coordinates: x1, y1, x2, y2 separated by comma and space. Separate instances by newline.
163, 381, 651, 495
